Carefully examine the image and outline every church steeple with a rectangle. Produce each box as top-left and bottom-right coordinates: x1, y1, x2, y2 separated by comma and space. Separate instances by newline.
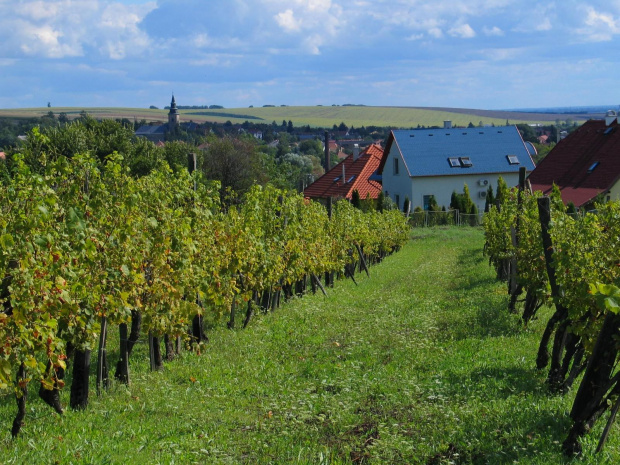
168, 93, 180, 128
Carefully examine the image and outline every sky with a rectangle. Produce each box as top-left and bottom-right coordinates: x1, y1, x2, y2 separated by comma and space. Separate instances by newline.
1, 0, 619, 110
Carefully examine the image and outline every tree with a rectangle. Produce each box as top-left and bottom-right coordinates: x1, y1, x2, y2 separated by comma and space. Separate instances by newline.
484, 184, 495, 212
403, 197, 410, 214
450, 183, 475, 214
298, 139, 322, 157
287, 120, 294, 133
516, 124, 537, 143
201, 136, 263, 203
496, 176, 509, 206
376, 191, 385, 213
351, 190, 361, 209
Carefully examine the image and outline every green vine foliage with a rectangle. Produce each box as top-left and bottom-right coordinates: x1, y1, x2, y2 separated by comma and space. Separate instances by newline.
0, 150, 409, 396
550, 202, 620, 353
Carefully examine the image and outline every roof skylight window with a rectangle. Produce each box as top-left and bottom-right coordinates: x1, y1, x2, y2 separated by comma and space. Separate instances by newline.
448, 157, 460, 167
604, 127, 615, 135
588, 162, 600, 173
333, 176, 341, 182
347, 175, 356, 183
459, 157, 473, 167
507, 155, 520, 165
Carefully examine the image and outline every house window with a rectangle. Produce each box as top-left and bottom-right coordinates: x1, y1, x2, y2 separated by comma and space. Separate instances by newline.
393, 158, 399, 175
448, 157, 460, 167
506, 155, 520, 165
460, 157, 473, 167
588, 162, 600, 173
395, 194, 400, 209
423, 195, 435, 211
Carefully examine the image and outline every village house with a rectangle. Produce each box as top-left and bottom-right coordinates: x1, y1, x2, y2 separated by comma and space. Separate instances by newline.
378, 123, 536, 211
528, 111, 620, 209
303, 144, 384, 202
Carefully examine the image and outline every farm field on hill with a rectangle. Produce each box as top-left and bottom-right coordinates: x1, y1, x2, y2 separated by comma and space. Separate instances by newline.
0, 105, 586, 129
1, 228, 615, 464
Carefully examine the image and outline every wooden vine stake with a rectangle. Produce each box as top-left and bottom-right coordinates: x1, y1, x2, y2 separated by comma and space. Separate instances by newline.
96, 314, 109, 396
508, 167, 527, 311
536, 196, 570, 390
11, 363, 27, 437
188, 152, 206, 347
116, 322, 129, 384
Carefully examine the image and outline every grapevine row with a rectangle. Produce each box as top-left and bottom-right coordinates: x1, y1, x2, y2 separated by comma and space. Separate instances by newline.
0, 150, 409, 436
484, 179, 620, 455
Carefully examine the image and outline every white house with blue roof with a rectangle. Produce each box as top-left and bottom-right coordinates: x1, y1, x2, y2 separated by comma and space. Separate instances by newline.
377, 124, 536, 212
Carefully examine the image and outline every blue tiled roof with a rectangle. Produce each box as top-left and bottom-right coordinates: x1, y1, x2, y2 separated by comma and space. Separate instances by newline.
392, 126, 535, 177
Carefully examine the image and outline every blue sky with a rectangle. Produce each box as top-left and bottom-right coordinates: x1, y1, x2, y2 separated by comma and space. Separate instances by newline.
1, 0, 619, 110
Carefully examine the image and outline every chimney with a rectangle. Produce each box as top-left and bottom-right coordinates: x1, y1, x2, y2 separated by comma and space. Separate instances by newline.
342, 164, 346, 185
353, 144, 360, 161
444, 120, 452, 129
605, 110, 617, 126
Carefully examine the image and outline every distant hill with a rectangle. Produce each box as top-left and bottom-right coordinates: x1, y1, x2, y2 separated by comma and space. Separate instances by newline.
0, 105, 601, 129
505, 105, 618, 116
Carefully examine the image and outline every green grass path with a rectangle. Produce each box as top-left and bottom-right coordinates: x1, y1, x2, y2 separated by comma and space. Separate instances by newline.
1, 228, 616, 464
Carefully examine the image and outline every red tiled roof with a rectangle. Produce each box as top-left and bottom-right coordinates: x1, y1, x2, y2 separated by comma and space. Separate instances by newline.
528, 119, 620, 207
303, 144, 383, 200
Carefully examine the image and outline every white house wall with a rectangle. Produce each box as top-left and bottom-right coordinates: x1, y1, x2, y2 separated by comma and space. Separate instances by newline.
606, 180, 620, 203
407, 173, 520, 211
382, 148, 412, 210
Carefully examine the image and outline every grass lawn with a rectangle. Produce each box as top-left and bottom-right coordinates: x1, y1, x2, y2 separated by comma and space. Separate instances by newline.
0, 227, 616, 464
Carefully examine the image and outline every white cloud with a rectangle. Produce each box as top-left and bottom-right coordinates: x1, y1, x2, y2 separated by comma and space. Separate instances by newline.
269, 0, 344, 53
0, 0, 156, 59
576, 6, 620, 41
535, 18, 552, 32
406, 33, 424, 41
479, 47, 524, 61
275, 9, 301, 32
483, 26, 504, 36
448, 24, 476, 38
428, 28, 443, 39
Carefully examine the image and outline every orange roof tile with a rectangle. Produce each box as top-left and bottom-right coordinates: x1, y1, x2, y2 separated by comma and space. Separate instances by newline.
303, 144, 383, 200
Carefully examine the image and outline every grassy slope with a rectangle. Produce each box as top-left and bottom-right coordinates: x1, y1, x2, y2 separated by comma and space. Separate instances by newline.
0, 228, 616, 464
0, 106, 564, 128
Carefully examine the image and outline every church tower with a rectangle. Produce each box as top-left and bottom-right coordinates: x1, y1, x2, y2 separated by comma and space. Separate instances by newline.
168, 94, 180, 128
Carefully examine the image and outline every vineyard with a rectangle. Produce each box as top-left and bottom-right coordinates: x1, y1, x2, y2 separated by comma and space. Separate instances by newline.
484, 171, 620, 456
4, 119, 620, 462
0, 133, 409, 440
